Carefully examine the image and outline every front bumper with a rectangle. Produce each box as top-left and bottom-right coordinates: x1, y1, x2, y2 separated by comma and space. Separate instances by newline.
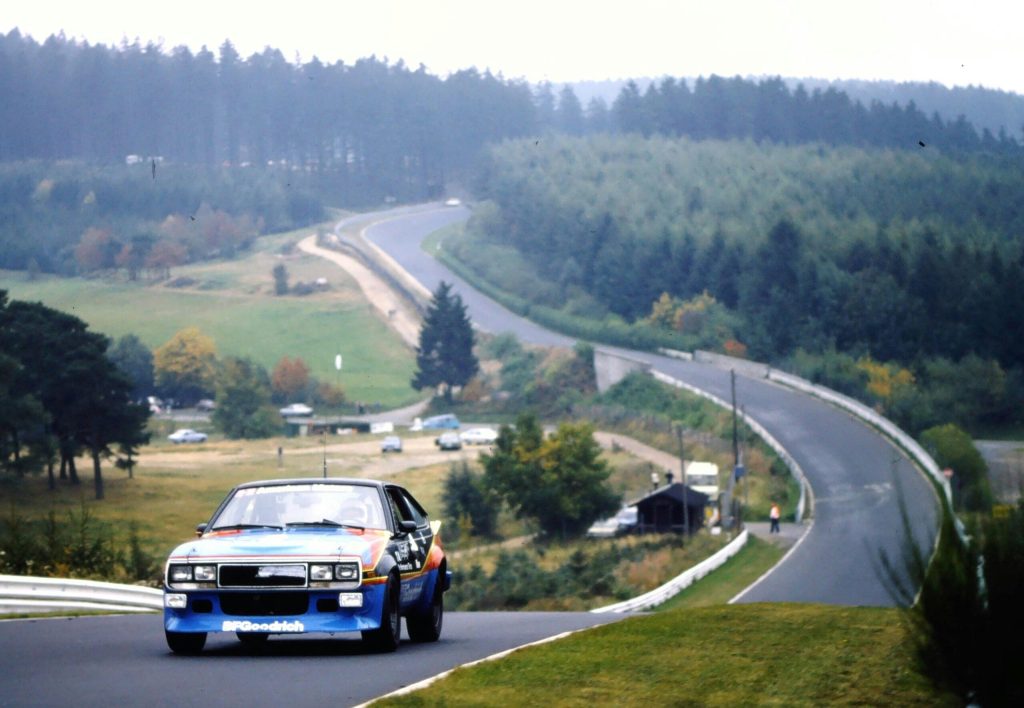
163, 584, 387, 634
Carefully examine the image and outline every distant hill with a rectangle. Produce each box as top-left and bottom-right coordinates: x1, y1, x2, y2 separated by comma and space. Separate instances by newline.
565, 76, 1024, 138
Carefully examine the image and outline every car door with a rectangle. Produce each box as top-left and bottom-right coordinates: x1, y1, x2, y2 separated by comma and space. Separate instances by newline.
384, 486, 434, 608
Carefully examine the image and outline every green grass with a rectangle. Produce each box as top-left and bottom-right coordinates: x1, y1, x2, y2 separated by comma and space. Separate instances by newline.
0, 220, 419, 408
377, 603, 955, 706
655, 535, 784, 610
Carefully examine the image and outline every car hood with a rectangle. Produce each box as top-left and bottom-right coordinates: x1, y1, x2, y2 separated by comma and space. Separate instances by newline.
166, 527, 392, 568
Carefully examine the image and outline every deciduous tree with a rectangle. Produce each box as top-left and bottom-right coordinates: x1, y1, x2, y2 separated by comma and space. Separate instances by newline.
271, 356, 310, 403
153, 327, 217, 405
212, 356, 280, 439
482, 413, 619, 539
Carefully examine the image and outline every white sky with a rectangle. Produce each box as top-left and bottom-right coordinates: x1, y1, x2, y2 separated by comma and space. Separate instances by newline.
3, 0, 1023, 94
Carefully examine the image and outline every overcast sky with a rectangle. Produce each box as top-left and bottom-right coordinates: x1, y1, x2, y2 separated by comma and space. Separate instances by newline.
4, 0, 1023, 94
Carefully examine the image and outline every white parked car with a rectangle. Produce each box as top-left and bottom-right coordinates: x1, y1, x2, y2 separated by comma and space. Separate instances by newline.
460, 427, 498, 445
586, 507, 638, 538
279, 403, 313, 417
444, 197, 461, 207
435, 432, 462, 451
380, 435, 403, 453
168, 429, 208, 444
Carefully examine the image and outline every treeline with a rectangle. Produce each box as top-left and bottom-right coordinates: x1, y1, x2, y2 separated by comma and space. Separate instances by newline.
465, 135, 1024, 432
2, 29, 1019, 187
0, 30, 537, 204
0, 161, 324, 274
601, 76, 1022, 154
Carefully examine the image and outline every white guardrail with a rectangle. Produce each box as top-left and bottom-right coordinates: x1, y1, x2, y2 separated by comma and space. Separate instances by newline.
0, 575, 163, 615
591, 530, 749, 613
688, 350, 952, 506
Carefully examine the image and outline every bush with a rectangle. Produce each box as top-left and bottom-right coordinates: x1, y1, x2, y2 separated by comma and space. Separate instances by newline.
920, 424, 993, 512
882, 498, 1024, 705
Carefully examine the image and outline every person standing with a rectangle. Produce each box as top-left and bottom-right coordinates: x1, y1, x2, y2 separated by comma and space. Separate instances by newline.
769, 503, 781, 534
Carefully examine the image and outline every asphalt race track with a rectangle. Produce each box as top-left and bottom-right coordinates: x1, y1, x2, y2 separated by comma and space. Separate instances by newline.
365, 205, 940, 607
0, 612, 623, 707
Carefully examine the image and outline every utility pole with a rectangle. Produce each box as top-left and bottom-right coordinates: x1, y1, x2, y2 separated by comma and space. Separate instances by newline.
676, 424, 688, 538
730, 369, 739, 469
731, 369, 741, 529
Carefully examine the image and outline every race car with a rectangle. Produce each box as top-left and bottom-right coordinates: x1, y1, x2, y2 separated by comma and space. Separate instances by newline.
162, 478, 450, 654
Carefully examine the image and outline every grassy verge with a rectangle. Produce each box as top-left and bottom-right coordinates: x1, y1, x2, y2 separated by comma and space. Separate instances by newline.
377, 603, 955, 706
654, 535, 783, 610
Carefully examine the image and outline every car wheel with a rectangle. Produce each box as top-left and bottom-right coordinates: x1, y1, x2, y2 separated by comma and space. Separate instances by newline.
362, 573, 400, 652
406, 568, 444, 643
236, 632, 269, 645
166, 630, 207, 655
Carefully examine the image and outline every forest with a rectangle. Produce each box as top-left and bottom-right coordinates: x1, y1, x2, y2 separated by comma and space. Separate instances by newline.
463, 135, 1024, 434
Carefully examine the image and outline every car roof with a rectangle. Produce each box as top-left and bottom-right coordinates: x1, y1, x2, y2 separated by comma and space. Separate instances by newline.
231, 477, 389, 491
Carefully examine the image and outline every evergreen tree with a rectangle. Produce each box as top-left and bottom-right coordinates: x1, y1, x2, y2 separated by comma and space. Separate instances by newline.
412, 281, 478, 403
107, 334, 154, 401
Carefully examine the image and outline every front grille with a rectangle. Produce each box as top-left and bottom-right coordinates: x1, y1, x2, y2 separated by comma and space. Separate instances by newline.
219, 564, 307, 588
220, 592, 309, 616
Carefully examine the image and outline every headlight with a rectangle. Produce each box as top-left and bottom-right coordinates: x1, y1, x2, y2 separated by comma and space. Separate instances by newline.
193, 565, 216, 582
335, 562, 360, 582
310, 564, 333, 581
169, 564, 192, 582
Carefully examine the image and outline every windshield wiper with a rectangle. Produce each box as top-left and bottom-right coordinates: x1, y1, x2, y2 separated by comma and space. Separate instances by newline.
210, 523, 283, 531
286, 519, 365, 531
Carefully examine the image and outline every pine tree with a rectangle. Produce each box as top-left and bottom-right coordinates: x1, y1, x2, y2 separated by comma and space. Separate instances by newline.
412, 282, 478, 403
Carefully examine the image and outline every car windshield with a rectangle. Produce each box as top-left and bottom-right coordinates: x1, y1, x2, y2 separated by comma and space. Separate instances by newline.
211, 484, 388, 531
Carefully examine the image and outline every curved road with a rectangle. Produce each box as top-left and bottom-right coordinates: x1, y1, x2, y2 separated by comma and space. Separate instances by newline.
365, 204, 940, 607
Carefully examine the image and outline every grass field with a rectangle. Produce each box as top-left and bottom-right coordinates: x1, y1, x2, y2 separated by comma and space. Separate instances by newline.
0, 217, 420, 408
376, 603, 954, 706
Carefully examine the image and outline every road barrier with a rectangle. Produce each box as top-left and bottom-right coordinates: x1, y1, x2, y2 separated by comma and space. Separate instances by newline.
0, 575, 162, 615
591, 529, 748, 613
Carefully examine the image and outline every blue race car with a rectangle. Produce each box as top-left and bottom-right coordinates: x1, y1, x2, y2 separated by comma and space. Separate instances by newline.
163, 478, 450, 654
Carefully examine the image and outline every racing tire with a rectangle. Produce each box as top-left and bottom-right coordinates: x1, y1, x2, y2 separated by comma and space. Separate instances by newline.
362, 574, 401, 653
165, 630, 207, 655
406, 569, 444, 643
236, 632, 269, 645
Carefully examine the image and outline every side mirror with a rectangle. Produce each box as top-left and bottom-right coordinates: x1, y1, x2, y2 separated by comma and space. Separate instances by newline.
195, 522, 207, 537
398, 520, 417, 534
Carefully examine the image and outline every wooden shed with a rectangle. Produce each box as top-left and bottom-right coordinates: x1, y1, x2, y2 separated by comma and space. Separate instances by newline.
632, 483, 709, 535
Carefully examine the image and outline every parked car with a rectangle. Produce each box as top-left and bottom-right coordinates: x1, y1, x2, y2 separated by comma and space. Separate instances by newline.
380, 435, 403, 453
444, 197, 461, 207
168, 429, 208, 444
435, 432, 462, 450
460, 427, 498, 446
586, 506, 638, 538
421, 413, 460, 430
195, 399, 216, 412
279, 403, 313, 417
163, 478, 450, 654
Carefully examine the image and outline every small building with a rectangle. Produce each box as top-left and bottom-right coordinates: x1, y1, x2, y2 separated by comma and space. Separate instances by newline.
631, 483, 710, 535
